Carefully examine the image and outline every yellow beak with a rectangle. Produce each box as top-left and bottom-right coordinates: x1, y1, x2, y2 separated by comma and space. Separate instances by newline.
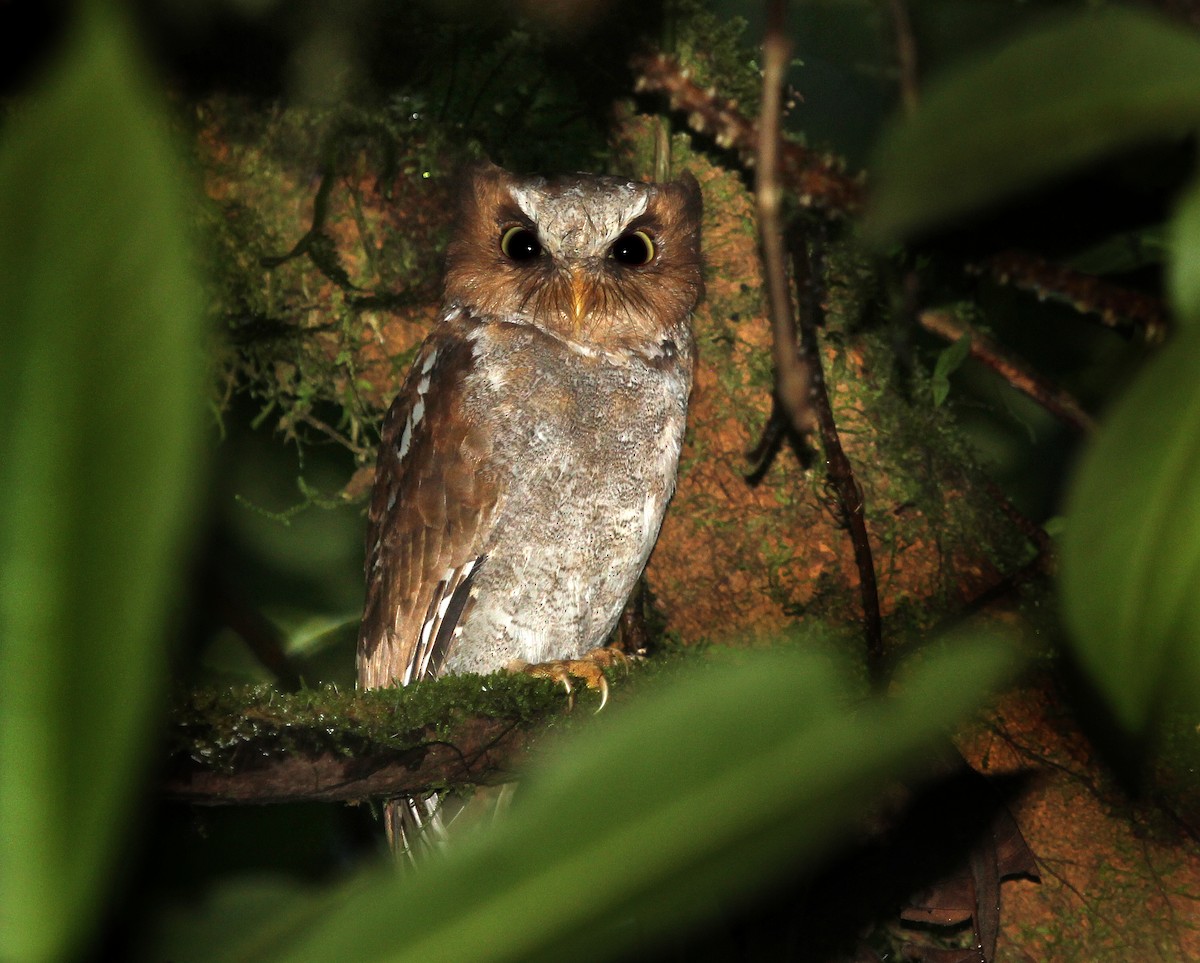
570, 270, 589, 325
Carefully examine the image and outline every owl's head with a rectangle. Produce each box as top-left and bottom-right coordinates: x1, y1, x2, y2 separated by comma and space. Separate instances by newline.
443, 162, 704, 353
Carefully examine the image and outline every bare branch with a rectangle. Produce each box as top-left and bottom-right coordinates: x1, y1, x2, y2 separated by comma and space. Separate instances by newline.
884, 0, 920, 114
919, 309, 1095, 434
977, 250, 1168, 343
757, 0, 814, 438
792, 224, 885, 686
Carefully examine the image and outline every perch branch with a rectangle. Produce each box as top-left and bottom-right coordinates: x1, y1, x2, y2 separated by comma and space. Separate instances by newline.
918, 309, 1095, 434
164, 715, 535, 806
162, 676, 570, 806
792, 223, 885, 686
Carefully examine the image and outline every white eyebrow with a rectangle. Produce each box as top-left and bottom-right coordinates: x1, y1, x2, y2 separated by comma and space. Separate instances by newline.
507, 183, 650, 258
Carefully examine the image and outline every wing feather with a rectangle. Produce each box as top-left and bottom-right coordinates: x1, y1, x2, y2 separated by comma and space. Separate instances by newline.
357, 320, 498, 690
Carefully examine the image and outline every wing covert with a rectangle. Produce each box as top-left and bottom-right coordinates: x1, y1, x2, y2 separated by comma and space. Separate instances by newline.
357, 323, 498, 689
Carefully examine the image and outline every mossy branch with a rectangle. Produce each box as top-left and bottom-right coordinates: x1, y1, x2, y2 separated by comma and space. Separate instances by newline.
164, 716, 535, 805
163, 673, 572, 806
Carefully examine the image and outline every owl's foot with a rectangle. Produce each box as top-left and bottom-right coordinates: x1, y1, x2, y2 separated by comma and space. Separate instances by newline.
509, 646, 631, 712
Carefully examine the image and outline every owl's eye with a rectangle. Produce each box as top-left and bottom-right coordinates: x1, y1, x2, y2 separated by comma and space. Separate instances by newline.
610, 230, 655, 266
500, 226, 542, 261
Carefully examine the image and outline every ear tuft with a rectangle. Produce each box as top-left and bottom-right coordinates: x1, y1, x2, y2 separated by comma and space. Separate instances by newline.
672, 171, 702, 223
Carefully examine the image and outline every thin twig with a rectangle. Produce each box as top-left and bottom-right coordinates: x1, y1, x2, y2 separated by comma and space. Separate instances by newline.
632, 51, 865, 216
918, 309, 1095, 434
756, 0, 815, 437
884, 0, 920, 113
260, 162, 337, 269
290, 410, 373, 461
213, 588, 305, 692
260, 150, 357, 290
792, 223, 885, 686
983, 479, 1055, 567
976, 250, 1169, 343
949, 478, 1056, 612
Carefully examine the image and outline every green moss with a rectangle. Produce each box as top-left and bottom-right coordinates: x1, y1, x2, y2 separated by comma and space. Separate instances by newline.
197, 98, 468, 470
669, 0, 762, 115
169, 672, 567, 773
167, 647, 713, 776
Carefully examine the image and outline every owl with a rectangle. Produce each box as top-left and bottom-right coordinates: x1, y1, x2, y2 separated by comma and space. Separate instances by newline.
357, 160, 704, 852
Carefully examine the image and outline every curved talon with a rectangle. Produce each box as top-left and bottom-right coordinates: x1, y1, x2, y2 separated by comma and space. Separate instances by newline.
510, 647, 622, 712
594, 673, 609, 713
554, 671, 575, 711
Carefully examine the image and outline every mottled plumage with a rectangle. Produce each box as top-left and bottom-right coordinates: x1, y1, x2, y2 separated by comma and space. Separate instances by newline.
357, 161, 703, 853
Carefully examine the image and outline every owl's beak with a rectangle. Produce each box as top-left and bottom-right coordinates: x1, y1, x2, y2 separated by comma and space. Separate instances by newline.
569, 270, 589, 325
566, 266, 606, 329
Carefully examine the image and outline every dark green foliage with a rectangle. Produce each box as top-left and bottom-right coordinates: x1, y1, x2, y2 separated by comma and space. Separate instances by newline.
867, 6, 1200, 244
153, 637, 1017, 963
0, 4, 206, 960
1062, 329, 1200, 731
869, 2, 1200, 741
7, 1, 1200, 960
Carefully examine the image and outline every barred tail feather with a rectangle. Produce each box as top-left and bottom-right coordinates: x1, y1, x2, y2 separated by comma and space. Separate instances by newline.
385, 793, 449, 864
384, 784, 517, 864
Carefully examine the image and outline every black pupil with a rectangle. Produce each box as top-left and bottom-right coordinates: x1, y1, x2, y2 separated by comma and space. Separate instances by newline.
505, 229, 541, 260
612, 233, 650, 265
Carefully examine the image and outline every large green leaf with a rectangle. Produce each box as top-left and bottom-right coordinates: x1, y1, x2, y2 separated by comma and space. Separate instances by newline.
0, 4, 205, 960
162, 636, 1014, 962
1061, 326, 1200, 732
867, 6, 1200, 243
1167, 173, 1200, 325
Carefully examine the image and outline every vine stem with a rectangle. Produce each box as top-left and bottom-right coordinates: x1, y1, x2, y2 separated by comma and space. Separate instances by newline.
791, 224, 886, 687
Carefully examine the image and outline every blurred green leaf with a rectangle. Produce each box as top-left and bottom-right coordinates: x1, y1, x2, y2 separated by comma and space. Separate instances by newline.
0, 4, 205, 960
867, 7, 1200, 243
932, 333, 971, 407
1062, 329, 1200, 733
151, 876, 324, 963
1167, 173, 1200, 324
163, 635, 1015, 962
1068, 227, 1167, 277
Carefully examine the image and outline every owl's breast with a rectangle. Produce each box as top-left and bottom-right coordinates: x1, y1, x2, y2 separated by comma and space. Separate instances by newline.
465, 319, 692, 471
444, 320, 692, 671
